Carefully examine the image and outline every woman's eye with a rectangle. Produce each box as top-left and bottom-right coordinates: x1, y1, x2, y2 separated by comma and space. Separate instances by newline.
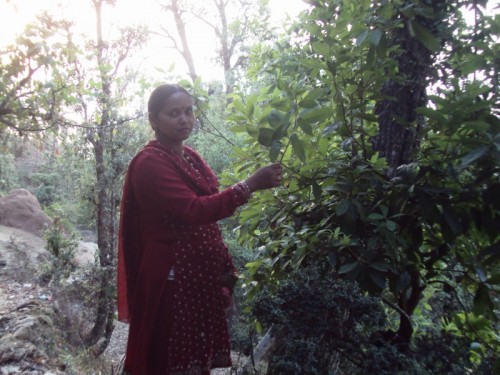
169, 111, 179, 117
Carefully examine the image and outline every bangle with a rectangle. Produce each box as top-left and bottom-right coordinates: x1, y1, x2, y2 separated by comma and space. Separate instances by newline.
233, 181, 252, 200
241, 180, 252, 195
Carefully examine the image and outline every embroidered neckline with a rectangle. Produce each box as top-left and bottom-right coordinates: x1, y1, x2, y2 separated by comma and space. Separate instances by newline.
145, 141, 219, 196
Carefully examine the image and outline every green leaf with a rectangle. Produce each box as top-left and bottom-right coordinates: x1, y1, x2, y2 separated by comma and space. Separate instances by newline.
356, 30, 369, 46
380, 4, 394, 19
269, 141, 282, 162
256, 320, 263, 335
299, 121, 314, 136
336, 199, 350, 216
354, 112, 378, 122
411, 20, 440, 52
299, 106, 334, 124
258, 128, 274, 147
290, 134, 306, 162
401, 4, 415, 18
312, 41, 330, 57
267, 110, 284, 129
338, 261, 359, 274
366, 46, 376, 66
461, 55, 484, 75
370, 29, 383, 46
370, 261, 393, 272
460, 146, 489, 168
462, 120, 490, 132
246, 95, 257, 117
472, 283, 495, 317
246, 259, 264, 273
415, 107, 447, 123
386, 220, 397, 231
368, 213, 385, 220
300, 89, 324, 108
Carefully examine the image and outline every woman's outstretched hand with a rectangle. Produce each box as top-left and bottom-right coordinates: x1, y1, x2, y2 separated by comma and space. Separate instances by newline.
245, 163, 283, 192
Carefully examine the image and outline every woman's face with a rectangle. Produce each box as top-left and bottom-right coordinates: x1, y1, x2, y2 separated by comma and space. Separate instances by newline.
151, 92, 195, 145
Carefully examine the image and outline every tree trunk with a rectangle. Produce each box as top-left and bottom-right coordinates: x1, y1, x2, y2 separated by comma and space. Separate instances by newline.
396, 270, 425, 349
372, 4, 435, 177
83, 0, 116, 351
171, 0, 198, 82
372, 0, 450, 345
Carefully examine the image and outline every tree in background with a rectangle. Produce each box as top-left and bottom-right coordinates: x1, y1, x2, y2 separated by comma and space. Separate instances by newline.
227, 0, 499, 372
57, 0, 149, 353
0, 13, 72, 135
1, 0, 150, 354
157, 0, 272, 95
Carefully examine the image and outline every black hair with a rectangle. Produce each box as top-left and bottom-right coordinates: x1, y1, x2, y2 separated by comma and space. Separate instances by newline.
147, 84, 191, 117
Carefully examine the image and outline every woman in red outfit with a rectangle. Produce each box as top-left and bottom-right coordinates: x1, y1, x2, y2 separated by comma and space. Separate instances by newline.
117, 84, 283, 375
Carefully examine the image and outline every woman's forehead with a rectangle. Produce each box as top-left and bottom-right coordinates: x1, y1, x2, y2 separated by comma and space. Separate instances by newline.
163, 92, 193, 108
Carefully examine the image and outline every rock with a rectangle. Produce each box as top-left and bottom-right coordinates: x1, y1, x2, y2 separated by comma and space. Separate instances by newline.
0, 300, 62, 375
0, 189, 52, 236
74, 242, 98, 266
78, 229, 97, 243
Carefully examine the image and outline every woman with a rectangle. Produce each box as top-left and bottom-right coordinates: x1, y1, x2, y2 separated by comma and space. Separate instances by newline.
117, 84, 283, 374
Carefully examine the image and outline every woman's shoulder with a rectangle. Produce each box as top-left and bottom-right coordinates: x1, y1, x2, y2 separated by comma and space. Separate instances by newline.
129, 141, 175, 169
135, 141, 174, 159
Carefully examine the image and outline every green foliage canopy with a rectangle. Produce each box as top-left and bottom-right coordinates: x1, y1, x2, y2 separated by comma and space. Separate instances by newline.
228, 0, 499, 367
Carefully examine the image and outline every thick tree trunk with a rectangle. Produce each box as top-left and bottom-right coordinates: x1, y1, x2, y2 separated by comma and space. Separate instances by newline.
372, 12, 434, 177
372, 0, 449, 346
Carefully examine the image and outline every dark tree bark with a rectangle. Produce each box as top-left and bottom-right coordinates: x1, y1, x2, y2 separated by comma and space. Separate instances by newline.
372, 0, 452, 347
372, 18, 433, 177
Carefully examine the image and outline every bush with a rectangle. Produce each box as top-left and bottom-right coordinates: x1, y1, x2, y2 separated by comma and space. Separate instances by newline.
40, 218, 78, 285
251, 263, 485, 374
0, 153, 20, 193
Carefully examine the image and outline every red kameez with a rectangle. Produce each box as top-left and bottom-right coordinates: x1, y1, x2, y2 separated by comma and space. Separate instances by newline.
117, 141, 247, 375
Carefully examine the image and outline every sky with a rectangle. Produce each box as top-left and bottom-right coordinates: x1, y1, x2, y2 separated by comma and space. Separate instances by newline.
0, 0, 310, 81
2, 0, 497, 83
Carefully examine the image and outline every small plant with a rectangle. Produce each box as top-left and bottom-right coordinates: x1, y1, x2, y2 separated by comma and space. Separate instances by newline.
41, 217, 78, 285
0, 153, 20, 193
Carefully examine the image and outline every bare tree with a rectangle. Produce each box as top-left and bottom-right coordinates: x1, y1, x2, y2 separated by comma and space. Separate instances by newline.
157, 0, 272, 94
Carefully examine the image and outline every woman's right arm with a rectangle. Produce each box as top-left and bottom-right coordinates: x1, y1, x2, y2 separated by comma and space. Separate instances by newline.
131, 152, 281, 225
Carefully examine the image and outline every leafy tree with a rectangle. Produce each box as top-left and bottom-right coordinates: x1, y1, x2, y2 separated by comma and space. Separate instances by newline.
0, 13, 72, 135
80, 6, 147, 354
36, 0, 150, 354
227, 0, 499, 371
